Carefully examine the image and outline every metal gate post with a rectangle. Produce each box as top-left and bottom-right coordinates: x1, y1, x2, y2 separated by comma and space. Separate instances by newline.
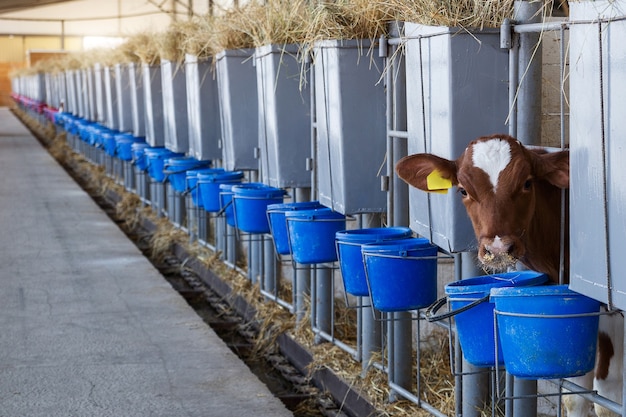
460, 252, 491, 417
361, 213, 382, 374
383, 23, 413, 397
513, 0, 543, 143
263, 235, 276, 296
313, 266, 333, 344
509, 2, 543, 416
294, 187, 311, 323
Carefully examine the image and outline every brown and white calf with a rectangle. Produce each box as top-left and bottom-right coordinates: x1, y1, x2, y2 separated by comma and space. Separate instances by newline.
396, 134, 622, 417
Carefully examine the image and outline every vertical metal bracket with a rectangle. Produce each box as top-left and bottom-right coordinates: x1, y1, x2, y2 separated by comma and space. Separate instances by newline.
500, 18, 513, 49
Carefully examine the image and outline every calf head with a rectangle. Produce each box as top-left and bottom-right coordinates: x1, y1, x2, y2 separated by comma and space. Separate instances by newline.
396, 134, 569, 282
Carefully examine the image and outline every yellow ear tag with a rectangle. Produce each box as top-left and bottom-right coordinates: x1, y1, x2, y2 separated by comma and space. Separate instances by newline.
426, 170, 452, 194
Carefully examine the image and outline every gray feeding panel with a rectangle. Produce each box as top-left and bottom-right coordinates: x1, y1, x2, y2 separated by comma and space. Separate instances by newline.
216, 48, 259, 171
313, 39, 387, 215
65, 70, 77, 115
185, 54, 221, 161
161, 60, 190, 154
404, 23, 509, 253
93, 64, 106, 123
255, 43, 311, 188
85, 68, 97, 122
569, 0, 626, 309
142, 63, 165, 147
128, 62, 145, 137
115, 63, 133, 133
104, 66, 119, 130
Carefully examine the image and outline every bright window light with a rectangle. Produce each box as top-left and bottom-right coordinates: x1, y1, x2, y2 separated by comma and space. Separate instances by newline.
83, 36, 125, 50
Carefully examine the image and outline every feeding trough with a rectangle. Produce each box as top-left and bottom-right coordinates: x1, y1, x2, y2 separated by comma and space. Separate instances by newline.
198, 171, 245, 213
336, 227, 414, 297
362, 237, 438, 312
285, 207, 346, 264
232, 183, 286, 234
216, 48, 259, 171
255, 43, 311, 188
267, 201, 324, 255
142, 64, 166, 147
429, 271, 548, 367
313, 39, 386, 215
161, 59, 190, 153
185, 54, 221, 161
491, 285, 600, 379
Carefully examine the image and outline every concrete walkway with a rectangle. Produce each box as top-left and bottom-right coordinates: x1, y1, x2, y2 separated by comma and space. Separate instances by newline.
0, 107, 292, 416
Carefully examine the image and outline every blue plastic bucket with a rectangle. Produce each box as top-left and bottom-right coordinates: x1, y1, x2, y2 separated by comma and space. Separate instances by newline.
491, 285, 600, 379
78, 121, 95, 142
267, 201, 324, 255
186, 168, 224, 208
219, 183, 237, 227
131, 142, 151, 171
335, 227, 414, 296
198, 171, 245, 213
103, 131, 121, 156
144, 148, 182, 182
163, 157, 211, 193
115, 134, 143, 161
361, 238, 438, 312
444, 271, 549, 367
285, 208, 346, 264
232, 183, 286, 234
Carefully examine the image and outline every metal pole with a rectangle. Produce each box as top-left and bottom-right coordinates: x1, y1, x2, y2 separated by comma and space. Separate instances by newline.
314, 266, 332, 344
361, 213, 382, 374
294, 187, 311, 323
509, 3, 543, 415
514, 0, 543, 144
384, 22, 413, 398
460, 251, 490, 417
263, 235, 276, 295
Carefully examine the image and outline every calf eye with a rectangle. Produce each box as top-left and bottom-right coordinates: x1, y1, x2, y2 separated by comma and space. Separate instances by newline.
458, 187, 468, 197
523, 179, 532, 190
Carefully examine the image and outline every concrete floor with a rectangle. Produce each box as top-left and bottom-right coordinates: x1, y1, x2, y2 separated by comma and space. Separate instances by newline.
0, 107, 292, 416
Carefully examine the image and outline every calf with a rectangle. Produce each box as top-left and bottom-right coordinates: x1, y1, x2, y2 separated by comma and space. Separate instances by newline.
396, 134, 622, 417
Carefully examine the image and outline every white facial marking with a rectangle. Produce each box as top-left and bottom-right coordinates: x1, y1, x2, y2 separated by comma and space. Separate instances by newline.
471, 139, 512, 192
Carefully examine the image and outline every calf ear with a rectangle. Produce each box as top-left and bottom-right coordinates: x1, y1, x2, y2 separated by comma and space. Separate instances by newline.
537, 150, 569, 189
395, 154, 458, 192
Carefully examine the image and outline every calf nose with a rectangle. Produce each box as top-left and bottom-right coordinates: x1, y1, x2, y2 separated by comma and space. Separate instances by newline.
485, 236, 512, 256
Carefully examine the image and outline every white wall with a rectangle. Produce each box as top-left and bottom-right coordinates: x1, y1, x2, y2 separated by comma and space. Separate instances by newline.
0, 0, 235, 37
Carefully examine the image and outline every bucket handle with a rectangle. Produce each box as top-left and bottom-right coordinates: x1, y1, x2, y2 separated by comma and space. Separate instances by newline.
425, 294, 490, 323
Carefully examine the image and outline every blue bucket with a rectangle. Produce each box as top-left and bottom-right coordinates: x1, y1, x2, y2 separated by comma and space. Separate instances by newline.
103, 131, 120, 156
198, 171, 244, 213
442, 271, 549, 367
163, 157, 211, 193
362, 238, 438, 312
219, 183, 237, 227
285, 208, 346, 264
131, 142, 151, 171
267, 201, 324, 255
78, 121, 95, 142
186, 168, 225, 208
116, 134, 144, 161
335, 227, 414, 297
144, 148, 182, 182
491, 285, 600, 379
232, 183, 286, 234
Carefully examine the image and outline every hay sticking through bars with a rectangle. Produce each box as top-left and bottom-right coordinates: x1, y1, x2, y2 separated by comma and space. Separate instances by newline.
127, 31, 161, 65
386, 0, 515, 29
